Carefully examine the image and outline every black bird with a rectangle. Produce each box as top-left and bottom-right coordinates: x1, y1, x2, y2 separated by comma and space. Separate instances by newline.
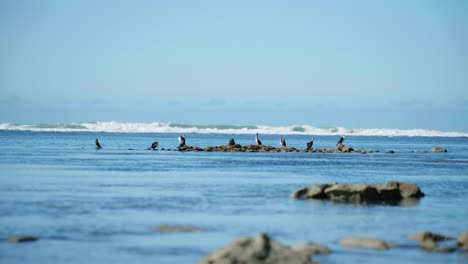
150, 141, 159, 150
255, 133, 262, 145
336, 135, 345, 146
306, 138, 314, 150
228, 138, 236, 146
280, 138, 286, 148
178, 134, 186, 147
95, 139, 102, 150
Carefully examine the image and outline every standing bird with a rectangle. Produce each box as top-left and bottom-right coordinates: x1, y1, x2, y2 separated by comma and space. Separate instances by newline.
95, 139, 102, 150
150, 141, 159, 150
228, 138, 236, 146
336, 135, 346, 146
280, 138, 286, 148
178, 134, 186, 147
306, 138, 314, 150
255, 133, 262, 145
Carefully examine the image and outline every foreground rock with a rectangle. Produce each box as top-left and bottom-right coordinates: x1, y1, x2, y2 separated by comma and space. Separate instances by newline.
291, 181, 424, 204
431, 146, 447, 153
198, 233, 329, 264
457, 232, 468, 251
6, 236, 39, 243
154, 225, 205, 233
178, 144, 376, 154
409, 232, 455, 252
340, 236, 397, 250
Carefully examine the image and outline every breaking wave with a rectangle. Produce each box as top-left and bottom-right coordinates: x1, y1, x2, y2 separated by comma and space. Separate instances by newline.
0, 122, 466, 137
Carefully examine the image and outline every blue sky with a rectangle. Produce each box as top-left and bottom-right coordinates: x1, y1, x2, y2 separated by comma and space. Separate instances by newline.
1, 0, 467, 131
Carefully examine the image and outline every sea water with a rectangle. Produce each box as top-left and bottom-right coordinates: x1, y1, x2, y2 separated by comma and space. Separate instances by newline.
0, 131, 467, 264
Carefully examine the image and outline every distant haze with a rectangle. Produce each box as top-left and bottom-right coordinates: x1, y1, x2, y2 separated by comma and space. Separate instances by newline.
0, 1, 467, 132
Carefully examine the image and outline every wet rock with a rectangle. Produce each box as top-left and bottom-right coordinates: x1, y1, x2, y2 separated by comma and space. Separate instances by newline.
335, 144, 344, 151
408, 232, 453, 242
431, 147, 447, 153
6, 236, 39, 243
154, 225, 205, 233
398, 182, 425, 198
339, 235, 397, 250
325, 184, 380, 203
457, 232, 468, 251
421, 238, 455, 253
198, 233, 318, 264
291, 243, 331, 256
291, 181, 424, 205
341, 146, 354, 153
290, 184, 332, 199
386, 150, 395, 154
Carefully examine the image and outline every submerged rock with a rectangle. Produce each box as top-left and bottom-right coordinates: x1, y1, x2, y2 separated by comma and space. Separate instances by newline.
408, 232, 453, 242
457, 232, 468, 251
339, 235, 397, 250
291, 181, 424, 204
154, 225, 205, 233
431, 146, 447, 153
6, 236, 39, 243
198, 233, 324, 264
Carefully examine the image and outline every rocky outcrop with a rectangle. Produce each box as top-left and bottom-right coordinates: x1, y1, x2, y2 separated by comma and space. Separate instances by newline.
198, 233, 329, 264
176, 144, 376, 154
154, 225, 205, 233
409, 232, 455, 252
431, 147, 447, 153
457, 232, 468, 251
6, 236, 39, 243
408, 232, 453, 242
339, 235, 397, 250
291, 181, 424, 204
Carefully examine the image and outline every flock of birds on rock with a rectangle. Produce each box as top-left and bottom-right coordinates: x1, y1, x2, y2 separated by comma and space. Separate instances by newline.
95, 134, 346, 151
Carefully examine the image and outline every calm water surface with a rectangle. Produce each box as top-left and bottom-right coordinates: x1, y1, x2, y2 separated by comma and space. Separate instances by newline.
0, 131, 467, 263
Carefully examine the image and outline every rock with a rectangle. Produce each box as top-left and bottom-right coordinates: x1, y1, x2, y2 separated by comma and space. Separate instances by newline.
335, 144, 344, 151
457, 232, 468, 251
291, 243, 331, 256
290, 184, 332, 199
431, 147, 447, 153
341, 146, 354, 152
408, 232, 453, 242
291, 181, 424, 205
6, 236, 39, 243
399, 182, 425, 198
421, 238, 455, 253
339, 235, 397, 250
420, 150, 428, 153
386, 150, 395, 154
324, 183, 380, 203
198, 233, 317, 264
154, 225, 205, 233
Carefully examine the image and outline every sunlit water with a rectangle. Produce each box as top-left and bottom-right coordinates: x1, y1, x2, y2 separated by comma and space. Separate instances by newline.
0, 131, 467, 263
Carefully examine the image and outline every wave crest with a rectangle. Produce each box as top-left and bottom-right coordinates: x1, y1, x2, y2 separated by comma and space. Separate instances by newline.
0, 122, 466, 137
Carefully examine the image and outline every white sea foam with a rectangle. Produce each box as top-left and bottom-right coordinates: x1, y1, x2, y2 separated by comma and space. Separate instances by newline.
0, 122, 466, 137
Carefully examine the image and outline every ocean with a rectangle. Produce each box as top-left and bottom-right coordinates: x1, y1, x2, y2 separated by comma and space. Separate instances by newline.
0, 125, 467, 263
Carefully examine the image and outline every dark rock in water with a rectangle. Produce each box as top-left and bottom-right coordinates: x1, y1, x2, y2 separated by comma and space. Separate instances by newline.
431, 146, 447, 153
386, 150, 395, 154
408, 231, 455, 252
154, 225, 205, 233
408, 232, 453, 242
341, 146, 354, 153
457, 232, 468, 251
291, 181, 424, 205
398, 182, 424, 198
339, 235, 397, 250
198, 233, 321, 264
228, 139, 236, 146
290, 243, 331, 256
7, 236, 39, 243
290, 184, 333, 199
421, 238, 455, 253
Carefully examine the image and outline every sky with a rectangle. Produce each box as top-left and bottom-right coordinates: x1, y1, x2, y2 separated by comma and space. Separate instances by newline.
0, 0, 467, 131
